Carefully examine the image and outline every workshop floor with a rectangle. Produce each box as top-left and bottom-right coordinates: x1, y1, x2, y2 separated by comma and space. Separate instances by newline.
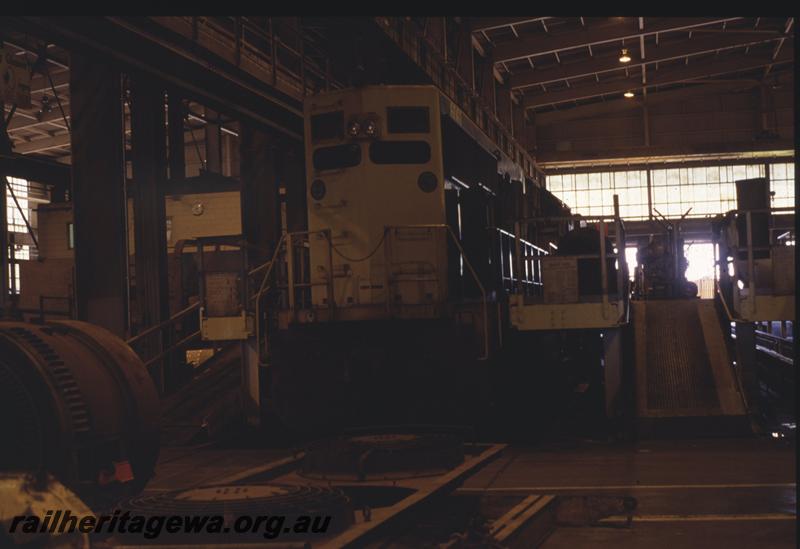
461, 437, 796, 549
142, 436, 795, 548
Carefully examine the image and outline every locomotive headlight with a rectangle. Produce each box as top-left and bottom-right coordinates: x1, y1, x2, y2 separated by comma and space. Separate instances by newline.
310, 179, 327, 201
417, 171, 438, 193
364, 118, 379, 137
347, 119, 361, 137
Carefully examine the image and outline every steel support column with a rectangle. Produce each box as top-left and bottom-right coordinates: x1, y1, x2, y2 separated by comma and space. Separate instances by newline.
240, 126, 281, 269
167, 91, 186, 180
70, 54, 128, 336
0, 163, 7, 314
456, 19, 474, 92
239, 124, 281, 426
476, 49, 495, 113
735, 321, 759, 416
205, 107, 222, 174
0, 99, 8, 312
284, 145, 307, 234
512, 102, 526, 148
130, 77, 170, 345
496, 78, 512, 131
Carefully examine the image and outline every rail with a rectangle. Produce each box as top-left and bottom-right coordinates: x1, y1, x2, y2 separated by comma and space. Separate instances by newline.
493, 226, 546, 296
126, 301, 201, 392
754, 330, 794, 361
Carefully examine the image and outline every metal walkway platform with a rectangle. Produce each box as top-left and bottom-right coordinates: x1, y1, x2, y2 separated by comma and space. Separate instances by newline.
633, 299, 750, 437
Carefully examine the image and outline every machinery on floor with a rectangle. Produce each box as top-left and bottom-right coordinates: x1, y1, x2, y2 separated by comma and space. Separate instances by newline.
0, 320, 160, 509
632, 209, 698, 300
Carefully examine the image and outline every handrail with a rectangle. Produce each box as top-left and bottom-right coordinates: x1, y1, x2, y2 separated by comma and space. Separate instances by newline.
715, 280, 747, 324
127, 302, 201, 346
143, 330, 201, 369
253, 232, 288, 363
251, 225, 490, 361
754, 330, 794, 360
125, 301, 203, 393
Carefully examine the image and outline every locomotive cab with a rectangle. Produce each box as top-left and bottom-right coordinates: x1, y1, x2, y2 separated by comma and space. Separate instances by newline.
305, 86, 448, 317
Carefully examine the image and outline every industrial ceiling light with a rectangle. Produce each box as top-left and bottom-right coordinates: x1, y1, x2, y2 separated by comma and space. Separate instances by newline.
623, 90, 635, 98
619, 48, 632, 63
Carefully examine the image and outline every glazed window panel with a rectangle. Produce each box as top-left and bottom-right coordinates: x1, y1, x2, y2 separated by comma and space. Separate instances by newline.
769, 162, 795, 210
547, 161, 789, 221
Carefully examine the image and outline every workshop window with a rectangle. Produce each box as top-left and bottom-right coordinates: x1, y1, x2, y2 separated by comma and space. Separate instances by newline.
768, 162, 795, 209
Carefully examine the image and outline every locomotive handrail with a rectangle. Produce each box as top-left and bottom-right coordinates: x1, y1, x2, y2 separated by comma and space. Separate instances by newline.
385, 224, 490, 361
251, 231, 288, 363
250, 225, 490, 361
250, 229, 336, 363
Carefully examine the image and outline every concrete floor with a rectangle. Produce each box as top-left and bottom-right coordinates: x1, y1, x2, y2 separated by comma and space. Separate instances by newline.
461, 437, 796, 549
142, 437, 795, 547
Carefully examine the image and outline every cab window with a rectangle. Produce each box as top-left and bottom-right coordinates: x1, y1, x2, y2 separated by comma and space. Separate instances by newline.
313, 143, 361, 170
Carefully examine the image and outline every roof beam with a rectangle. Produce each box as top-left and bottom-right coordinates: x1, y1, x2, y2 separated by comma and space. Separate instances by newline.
471, 17, 552, 33
0, 152, 71, 188
493, 17, 743, 63
511, 31, 783, 89
12, 133, 70, 154
524, 45, 792, 109
6, 108, 70, 131
533, 80, 762, 125
29, 69, 70, 95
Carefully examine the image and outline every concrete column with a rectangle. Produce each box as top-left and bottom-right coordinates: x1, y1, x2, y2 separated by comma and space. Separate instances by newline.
70, 54, 128, 336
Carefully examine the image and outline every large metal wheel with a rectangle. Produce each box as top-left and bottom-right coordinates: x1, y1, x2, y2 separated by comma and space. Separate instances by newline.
0, 321, 160, 509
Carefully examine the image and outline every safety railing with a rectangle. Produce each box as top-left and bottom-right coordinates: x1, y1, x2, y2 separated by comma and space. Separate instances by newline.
38, 295, 73, 321
250, 224, 490, 362
754, 330, 794, 361
511, 211, 630, 324
250, 229, 335, 364
714, 206, 795, 318
492, 227, 547, 296
126, 301, 201, 393
150, 16, 342, 101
